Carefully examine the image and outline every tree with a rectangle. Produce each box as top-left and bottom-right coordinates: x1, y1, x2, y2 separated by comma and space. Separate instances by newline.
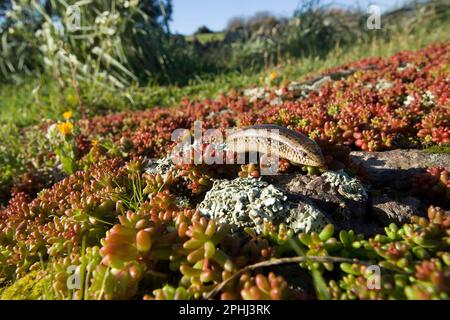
138, 0, 173, 32
226, 16, 246, 32
194, 25, 213, 35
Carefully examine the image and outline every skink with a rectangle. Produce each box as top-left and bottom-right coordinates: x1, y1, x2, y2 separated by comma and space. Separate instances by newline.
226, 124, 325, 167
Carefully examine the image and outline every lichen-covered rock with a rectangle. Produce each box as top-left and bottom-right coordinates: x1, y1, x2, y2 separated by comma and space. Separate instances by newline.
279, 76, 332, 98
266, 170, 433, 235
287, 201, 330, 234
270, 172, 368, 221
146, 156, 174, 175
198, 177, 333, 234
198, 178, 290, 233
322, 170, 368, 202
264, 171, 388, 235
350, 149, 450, 190
145, 152, 436, 236
243, 87, 267, 102
371, 195, 425, 224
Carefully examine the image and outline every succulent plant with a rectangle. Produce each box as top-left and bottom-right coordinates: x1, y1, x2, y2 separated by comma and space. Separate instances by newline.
237, 272, 291, 300
411, 167, 449, 202
238, 164, 261, 179
1, 43, 449, 300
77, 44, 449, 163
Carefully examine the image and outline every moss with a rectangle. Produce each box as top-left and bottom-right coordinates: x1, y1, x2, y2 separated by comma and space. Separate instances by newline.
0, 271, 51, 300
423, 144, 450, 155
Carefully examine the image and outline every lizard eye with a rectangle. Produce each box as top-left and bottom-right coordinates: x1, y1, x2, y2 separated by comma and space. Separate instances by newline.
294, 147, 305, 157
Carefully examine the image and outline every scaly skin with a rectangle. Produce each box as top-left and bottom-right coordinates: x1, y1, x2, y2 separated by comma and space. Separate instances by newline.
226, 124, 325, 167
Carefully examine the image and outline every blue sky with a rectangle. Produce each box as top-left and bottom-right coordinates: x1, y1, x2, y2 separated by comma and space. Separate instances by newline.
170, 0, 409, 35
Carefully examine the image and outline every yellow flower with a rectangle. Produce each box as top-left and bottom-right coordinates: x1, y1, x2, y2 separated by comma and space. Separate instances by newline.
57, 122, 74, 136
91, 139, 99, 147
63, 111, 73, 119
269, 71, 278, 81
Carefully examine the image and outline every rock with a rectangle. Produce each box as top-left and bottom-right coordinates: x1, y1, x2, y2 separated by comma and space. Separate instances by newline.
151, 149, 443, 236
371, 195, 426, 225
266, 169, 428, 235
350, 149, 450, 190
146, 156, 175, 175
265, 171, 386, 235
270, 150, 444, 230
197, 177, 335, 234
268, 171, 368, 221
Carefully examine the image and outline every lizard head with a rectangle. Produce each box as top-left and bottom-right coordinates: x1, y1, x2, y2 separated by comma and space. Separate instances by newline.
292, 143, 326, 168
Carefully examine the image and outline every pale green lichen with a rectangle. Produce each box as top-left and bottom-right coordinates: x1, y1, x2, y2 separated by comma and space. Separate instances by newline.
322, 170, 368, 202
146, 156, 174, 175
287, 202, 330, 234
198, 178, 290, 233
198, 177, 330, 234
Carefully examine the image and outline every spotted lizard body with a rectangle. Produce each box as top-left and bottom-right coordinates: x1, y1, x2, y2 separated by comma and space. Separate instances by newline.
226, 124, 325, 167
